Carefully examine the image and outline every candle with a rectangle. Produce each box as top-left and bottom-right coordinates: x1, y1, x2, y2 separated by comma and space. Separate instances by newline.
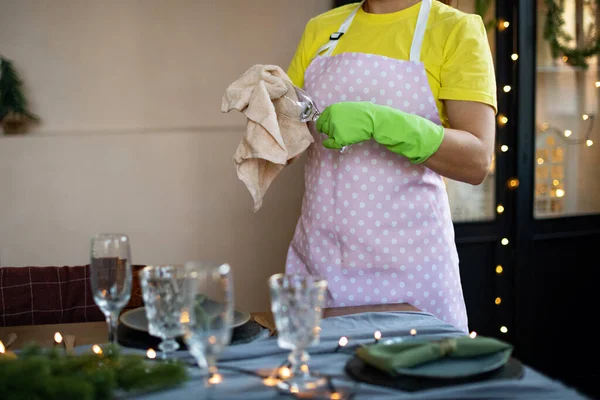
0, 340, 17, 360
374, 330, 382, 343
334, 336, 348, 352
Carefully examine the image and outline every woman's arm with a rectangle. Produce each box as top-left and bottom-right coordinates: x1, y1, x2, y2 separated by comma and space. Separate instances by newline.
423, 100, 496, 185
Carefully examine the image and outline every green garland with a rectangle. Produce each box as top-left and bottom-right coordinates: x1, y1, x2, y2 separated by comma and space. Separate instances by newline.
544, 0, 600, 69
0, 344, 188, 400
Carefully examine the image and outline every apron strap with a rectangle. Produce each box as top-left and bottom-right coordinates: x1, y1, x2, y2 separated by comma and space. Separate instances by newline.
314, 0, 365, 58
409, 0, 432, 62
315, 0, 432, 62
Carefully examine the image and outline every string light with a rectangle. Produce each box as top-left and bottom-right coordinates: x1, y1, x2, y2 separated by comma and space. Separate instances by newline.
53, 332, 63, 348
410, 328, 417, 336
374, 331, 382, 343
500, 145, 508, 152
92, 344, 103, 355
330, 392, 343, 400
501, 238, 509, 245
507, 178, 519, 189
503, 85, 512, 92
497, 204, 504, 214
587, 139, 594, 147
496, 265, 503, 274
497, 114, 508, 125
469, 331, 478, 338
263, 376, 279, 387
278, 367, 292, 379
500, 326, 508, 334
208, 373, 223, 385
511, 53, 519, 61
495, 297, 502, 305
335, 336, 348, 352
146, 348, 157, 359
497, 19, 510, 30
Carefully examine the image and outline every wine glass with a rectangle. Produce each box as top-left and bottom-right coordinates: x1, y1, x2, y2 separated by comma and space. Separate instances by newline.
268, 273, 328, 394
139, 264, 188, 359
89, 233, 133, 348
280, 81, 350, 154
180, 261, 234, 385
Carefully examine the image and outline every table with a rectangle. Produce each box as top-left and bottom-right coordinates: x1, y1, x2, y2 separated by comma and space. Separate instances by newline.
1, 306, 590, 399
0, 303, 420, 350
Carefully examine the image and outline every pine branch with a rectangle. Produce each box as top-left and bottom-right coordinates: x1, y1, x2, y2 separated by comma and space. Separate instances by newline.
0, 56, 40, 123
0, 344, 188, 400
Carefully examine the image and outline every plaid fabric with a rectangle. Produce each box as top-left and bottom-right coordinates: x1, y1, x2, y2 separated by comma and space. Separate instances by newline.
0, 265, 145, 327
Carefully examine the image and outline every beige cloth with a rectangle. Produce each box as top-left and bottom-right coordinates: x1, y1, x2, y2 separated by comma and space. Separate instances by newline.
221, 64, 313, 212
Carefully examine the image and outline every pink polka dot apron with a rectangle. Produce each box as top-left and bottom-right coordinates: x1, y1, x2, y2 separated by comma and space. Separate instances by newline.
285, 0, 468, 333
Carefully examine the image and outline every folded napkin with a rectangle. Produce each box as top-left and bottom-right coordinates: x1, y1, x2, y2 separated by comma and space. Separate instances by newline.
356, 335, 513, 375
221, 64, 314, 212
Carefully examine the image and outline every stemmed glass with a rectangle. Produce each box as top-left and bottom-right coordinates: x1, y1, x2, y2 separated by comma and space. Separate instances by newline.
139, 264, 188, 359
280, 81, 350, 154
268, 273, 328, 394
89, 233, 133, 348
180, 261, 234, 385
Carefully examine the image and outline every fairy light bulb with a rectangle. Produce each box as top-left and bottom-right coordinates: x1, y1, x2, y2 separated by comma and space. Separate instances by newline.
511, 53, 519, 61
497, 204, 504, 214
208, 373, 223, 385
507, 178, 519, 189
500, 326, 508, 334
497, 20, 510, 30
495, 297, 502, 305
469, 331, 477, 338
501, 238, 509, 246
537, 158, 544, 165
92, 344, 103, 355
496, 265, 504, 274
587, 139, 594, 147
595, 81, 600, 88
146, 348, 157, 359
556, 189, 565, 198
564, 130, 572, 138
500, 145, 508, 152
374, 331, 382, 342
503, 85, 511, 92
338, 336, 348, 347
279, 367, 292, 379
583, 114, 589, 120
498, 115, 508, 125
410, 328, 417, 336
263, 376, 279, 387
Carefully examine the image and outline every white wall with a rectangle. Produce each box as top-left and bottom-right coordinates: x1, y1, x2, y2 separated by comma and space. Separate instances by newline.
0, 0, 331, 312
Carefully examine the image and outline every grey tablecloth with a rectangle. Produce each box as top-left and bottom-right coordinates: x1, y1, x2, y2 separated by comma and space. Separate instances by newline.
106, 311, 589, 399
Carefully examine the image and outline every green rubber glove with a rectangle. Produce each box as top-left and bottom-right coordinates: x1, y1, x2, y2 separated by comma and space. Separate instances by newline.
316, 102, 445, 164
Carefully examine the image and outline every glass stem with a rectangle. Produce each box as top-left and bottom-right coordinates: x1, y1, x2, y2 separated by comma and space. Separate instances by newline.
288, 348, 310, 378
106, 311, 119, 344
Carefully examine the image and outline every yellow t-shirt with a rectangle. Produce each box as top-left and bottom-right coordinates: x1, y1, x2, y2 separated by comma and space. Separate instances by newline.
287, 1, 497, 127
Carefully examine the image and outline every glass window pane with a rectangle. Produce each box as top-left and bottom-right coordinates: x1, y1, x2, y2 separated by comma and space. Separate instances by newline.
445, 0, 497, 222
535, 0, 600, 219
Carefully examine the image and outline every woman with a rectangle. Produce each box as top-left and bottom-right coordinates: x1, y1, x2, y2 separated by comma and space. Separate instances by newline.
285, 0, 496, 333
